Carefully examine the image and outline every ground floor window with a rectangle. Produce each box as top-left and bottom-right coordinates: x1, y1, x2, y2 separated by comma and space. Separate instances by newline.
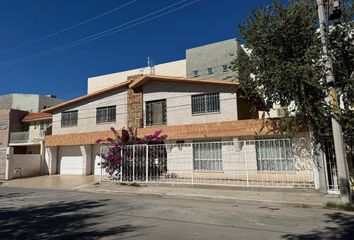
255, 139, 294, 171
193, 140, 222, 171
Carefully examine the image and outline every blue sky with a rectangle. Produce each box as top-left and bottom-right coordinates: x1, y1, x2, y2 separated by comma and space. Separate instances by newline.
0, 0, 272, 100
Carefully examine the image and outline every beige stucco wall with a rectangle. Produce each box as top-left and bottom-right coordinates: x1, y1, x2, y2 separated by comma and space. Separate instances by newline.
88, 60, 186, 94
142, 81, 238, 127
12, 154, 41, 178
52, 88, 128, 135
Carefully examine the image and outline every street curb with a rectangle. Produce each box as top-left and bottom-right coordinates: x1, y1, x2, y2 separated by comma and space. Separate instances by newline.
79, 186, 325, 208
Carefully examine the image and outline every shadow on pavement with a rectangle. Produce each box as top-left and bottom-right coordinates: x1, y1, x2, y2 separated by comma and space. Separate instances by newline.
0, 194, 141, 239
282, 212, 354, 240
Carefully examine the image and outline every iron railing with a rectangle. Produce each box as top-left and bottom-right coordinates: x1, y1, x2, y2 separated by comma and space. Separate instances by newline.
9, 130, 45, 144
98, 138, 317, 189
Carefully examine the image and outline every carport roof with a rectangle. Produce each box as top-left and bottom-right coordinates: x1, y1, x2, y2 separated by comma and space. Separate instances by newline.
22, 112, 52, 122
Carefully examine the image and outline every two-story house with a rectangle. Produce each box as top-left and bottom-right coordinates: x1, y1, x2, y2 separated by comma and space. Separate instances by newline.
42, 75, 317, 189
6, 113, 52, 179
0, 93, 63, 180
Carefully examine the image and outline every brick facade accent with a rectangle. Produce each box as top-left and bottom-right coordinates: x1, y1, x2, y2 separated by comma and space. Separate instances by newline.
45, 119, 280, 146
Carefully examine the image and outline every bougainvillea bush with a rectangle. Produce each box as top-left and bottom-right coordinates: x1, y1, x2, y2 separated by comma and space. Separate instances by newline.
96, 127, 166, 180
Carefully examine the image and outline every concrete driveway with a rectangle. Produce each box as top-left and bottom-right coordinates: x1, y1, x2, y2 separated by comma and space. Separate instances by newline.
0, 175, 100, 190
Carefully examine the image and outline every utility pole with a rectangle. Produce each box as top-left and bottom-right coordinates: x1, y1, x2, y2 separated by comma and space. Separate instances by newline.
316, 0, 351, 202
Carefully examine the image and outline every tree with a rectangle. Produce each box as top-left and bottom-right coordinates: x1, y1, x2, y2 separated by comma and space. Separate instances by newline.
231, 0, 354, 145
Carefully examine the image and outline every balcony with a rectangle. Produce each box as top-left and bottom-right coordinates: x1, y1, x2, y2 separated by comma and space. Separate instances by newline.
10, 130, 45, 145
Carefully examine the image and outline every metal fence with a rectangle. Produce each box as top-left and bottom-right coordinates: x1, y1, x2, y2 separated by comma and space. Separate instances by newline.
99, 139, 317, 189
321, 136, 354, 192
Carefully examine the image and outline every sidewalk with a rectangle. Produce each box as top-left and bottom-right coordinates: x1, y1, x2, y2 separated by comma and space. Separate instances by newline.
81, 182, 340, 207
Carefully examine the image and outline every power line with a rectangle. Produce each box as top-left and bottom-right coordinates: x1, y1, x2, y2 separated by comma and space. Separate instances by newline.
1, 92, 236, 118
3, 93, 241, 127
58, 68, 235, 101
0, 0, 137, 55
48, 95, 240, 125
0, 0, 200, 68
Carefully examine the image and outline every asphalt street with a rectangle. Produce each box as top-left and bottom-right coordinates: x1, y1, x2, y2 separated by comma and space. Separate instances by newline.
0, 187, 353, 240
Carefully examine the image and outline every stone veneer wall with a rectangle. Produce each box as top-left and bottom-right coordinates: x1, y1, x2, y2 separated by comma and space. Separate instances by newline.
127, 88, 143, 128
127, 74, 144, 128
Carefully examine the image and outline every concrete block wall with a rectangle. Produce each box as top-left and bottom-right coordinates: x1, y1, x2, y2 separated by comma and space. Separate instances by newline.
142, 81, 238, 126
186, 38, 240, 80
52, 88, 128, 135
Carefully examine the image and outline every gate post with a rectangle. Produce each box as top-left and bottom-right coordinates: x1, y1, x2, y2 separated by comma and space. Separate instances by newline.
120, 147, 123, 183
132, 145, 135, 183
244, 146, 249, 187
191, 143, 194, 184
146, 145, 149, 183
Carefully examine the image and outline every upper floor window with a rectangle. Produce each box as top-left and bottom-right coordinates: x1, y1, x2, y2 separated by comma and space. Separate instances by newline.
61, 110, 78, 127
192, 70, 199, 77
191, 93, 220, 115
207, 67, 213, 75
146, 99, 166, 126
222, 65, 228, 72
96, 106, 116, 124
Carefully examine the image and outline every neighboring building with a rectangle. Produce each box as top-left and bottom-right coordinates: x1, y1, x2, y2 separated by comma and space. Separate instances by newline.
0, 93, 64, 112
87, 38, 285, 119
0, 93, 63, 180
88, 59, 186, 93
42, 75, 317, 190
5, 112, 52, 180
186, 38, 241, 80
87, 39, 243, 94
0, 109, 28, 180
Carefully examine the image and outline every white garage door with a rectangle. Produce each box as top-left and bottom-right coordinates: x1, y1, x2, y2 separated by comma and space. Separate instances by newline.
60, 156, 83, 175
59, 146, 83, 175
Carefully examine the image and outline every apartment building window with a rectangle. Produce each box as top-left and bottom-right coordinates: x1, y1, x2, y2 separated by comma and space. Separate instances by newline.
191, 93, 220, 115
193, 140, 222, 171
222, 65, 228, 72
61, 110, 78, 127
192, 70, 199, 77
207, 67, 213, 75
96, 106, 116, 124
255, 138, 294, 171
145, 99, 167, 126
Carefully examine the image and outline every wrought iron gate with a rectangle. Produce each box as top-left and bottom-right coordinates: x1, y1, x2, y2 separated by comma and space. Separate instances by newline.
321, 136, 354, 192
120, 145, 167, 182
